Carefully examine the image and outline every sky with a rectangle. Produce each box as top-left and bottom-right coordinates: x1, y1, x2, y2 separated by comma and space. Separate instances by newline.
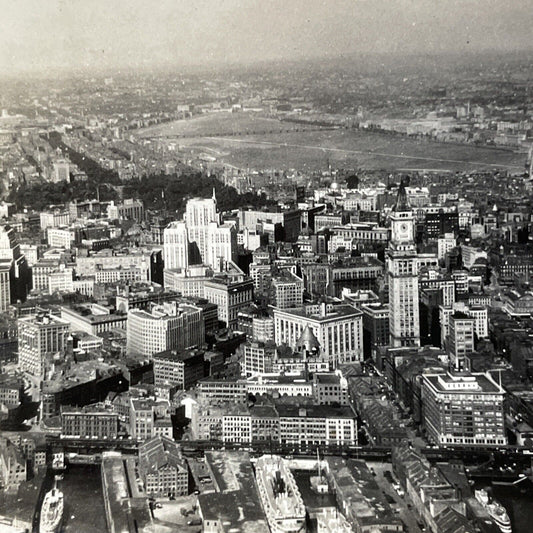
1, 0, 532, 74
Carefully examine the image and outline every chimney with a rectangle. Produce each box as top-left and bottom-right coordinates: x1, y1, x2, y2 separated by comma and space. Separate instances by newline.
320, 302, 327, 317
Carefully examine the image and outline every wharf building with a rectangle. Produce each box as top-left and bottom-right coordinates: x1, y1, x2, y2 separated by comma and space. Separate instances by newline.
138, 436, 188, 499
421, 371, 507, 447
392, 446, 472, 533
325, 457, 402, 533
387, 182, 420, 347
197, 451, 269, 532
101, 453, 153, 533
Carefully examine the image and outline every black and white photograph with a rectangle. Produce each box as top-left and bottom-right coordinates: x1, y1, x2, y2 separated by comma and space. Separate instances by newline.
1, 1, 533, 532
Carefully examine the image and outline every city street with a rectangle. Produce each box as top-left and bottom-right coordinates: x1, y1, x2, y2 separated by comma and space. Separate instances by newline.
368, 462, 423, 533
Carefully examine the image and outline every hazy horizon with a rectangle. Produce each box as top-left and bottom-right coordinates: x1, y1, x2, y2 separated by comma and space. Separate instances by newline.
2, 0, 533, 76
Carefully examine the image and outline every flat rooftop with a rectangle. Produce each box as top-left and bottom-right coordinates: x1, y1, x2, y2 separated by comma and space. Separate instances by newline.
424, 372, 502, 394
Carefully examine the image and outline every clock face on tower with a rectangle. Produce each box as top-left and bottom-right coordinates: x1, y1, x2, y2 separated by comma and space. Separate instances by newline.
394, 219, 412, 243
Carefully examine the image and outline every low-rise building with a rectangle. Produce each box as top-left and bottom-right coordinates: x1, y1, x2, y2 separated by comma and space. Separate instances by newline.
138, 436, 188, 498
61, 405, 119, 439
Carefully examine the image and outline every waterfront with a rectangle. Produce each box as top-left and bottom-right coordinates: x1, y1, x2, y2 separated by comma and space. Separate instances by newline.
59, 465, 107, 533
474, 479, 533, 533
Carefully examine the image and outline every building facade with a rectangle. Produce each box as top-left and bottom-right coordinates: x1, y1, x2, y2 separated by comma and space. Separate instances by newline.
422, 372, 507, 447
388, 184, 420, 347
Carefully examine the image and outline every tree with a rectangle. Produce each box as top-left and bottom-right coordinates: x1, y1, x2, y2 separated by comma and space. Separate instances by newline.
346, 174, 359, 189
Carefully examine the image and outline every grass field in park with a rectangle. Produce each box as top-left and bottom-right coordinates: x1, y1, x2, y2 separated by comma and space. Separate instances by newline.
178, 128, 526, 172
135, 111, 324, 138
136, 111, 526, 172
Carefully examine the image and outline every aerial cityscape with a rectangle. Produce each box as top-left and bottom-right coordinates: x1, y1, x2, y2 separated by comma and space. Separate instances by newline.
1, 1, 533, 532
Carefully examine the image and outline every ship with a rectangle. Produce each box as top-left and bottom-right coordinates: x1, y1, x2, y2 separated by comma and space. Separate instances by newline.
474, 489, 512, 533
255, 455, 306, 533
39, 484, 64, 533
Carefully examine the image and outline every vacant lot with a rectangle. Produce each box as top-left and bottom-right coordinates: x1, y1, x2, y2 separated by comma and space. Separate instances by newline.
135, 111, 323, 138
176, 128, 525, 172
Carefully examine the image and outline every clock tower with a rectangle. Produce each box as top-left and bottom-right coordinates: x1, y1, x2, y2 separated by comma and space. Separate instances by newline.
387, 182, 420, 347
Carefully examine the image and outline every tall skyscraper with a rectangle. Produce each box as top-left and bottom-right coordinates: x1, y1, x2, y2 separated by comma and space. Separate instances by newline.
185, 190, 219, 263
0, 224, 30, 305
387, 183, 420, 347
163, 221, 189, 270
163, 191, 237, 273
206, 221, 238, 270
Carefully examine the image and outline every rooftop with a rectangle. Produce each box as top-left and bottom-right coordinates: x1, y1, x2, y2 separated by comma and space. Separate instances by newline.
424, 371, 503, 394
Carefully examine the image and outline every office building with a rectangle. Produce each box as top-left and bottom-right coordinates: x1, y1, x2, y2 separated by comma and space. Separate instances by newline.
0, 261, 10, 312
252, 315, 274, 342
446, 312, 475, 371
437, 233, 456, 262
52, 159, 70, 183
127, 302, 204, 357
163, 221, 189, 270
197, 378, 248, 405
61, 304, 127, 336
387, 183, 420, 347
107, 199, 144, 222
153, 349, 207, 390
204, 276, 254, 330
40, 210, 70, 230
242, 341, 276, 376
185, 193, 219, 263
0, 224, 30, 304
271, 271, 304, 309
206, 221, 238, 269
274, 303, 363, 366
61, 406, 119, 439
422, 371, 507, 447
18, 313, 70, 376
361, 303, 389, 360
